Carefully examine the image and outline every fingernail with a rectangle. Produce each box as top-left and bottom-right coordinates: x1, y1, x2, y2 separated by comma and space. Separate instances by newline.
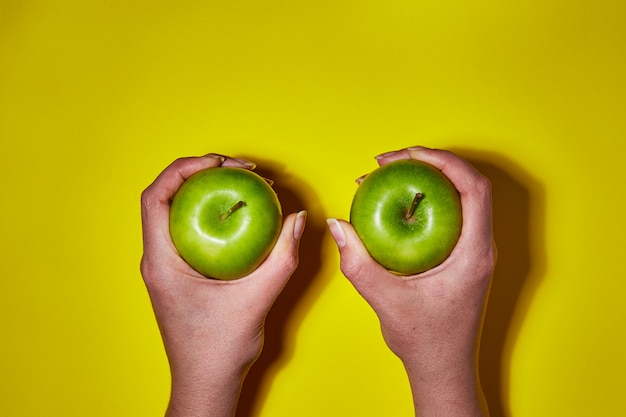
374, 150, 400, 160
407, 146, 429, 151
262, 177, 275, 186
294, 210, 307, 240
234, 158, 256, 169
204, 153, 226, 162
326, 218, 347, 248
355, 173, 368, 185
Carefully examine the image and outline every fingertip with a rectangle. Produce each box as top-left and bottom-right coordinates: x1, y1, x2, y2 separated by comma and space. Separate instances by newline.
374, 149, 401, 160
326, 218, 347, 248
374, 148, 411, 166
204, 152, 257, 169
325, 219, 391, 296
355, 173, 368, 185
293, 210, 307, 240
405, 146, 455, 169
406, 145, 431, 152
203, 153, 226, 164
222, 157, 257, 170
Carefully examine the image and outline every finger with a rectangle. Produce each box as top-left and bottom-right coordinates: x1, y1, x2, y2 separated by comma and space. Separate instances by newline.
374, 146, 486, 190
202, 153, 256, 169
221, 156, 257, 170
376, 146, 493, 239
245, 210, 307, 305
141, 155, 225, 256
405, 147, 487, 194
326, 218, 398, 305
404, 148, 495, 276
369, 147, 494, 276
373, 148, 405, 165
407, 148, 493, 235
374, 146, 435, 166
355, 173, 368, 185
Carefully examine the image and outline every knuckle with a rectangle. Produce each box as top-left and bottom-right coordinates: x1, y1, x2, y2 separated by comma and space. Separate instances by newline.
476, 242, 497, 279
474, 174, 492, 196
283, 252, 300, 274
140, 187, 152, 207
170, 156, 190, 167
140, 187, 158, 218
139, 256, 151, 280
340, 256, 366, 280
266, 247, 299, 276
486, 242, 498, 271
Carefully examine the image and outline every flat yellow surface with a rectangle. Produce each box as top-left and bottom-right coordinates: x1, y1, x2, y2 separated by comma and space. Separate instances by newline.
1, 1, 625, 416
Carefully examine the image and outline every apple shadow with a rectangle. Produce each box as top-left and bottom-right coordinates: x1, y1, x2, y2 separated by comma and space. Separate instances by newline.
454, 148, 546, 417
234, 156, 329, 417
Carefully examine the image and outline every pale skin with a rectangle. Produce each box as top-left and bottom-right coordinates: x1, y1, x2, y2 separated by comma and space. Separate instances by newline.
327, 146, 496, 416
140, 146, 495, 417
140, 154, 307, 417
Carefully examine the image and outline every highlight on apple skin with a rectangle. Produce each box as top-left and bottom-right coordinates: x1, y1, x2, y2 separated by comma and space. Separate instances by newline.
169, 167, 282, 280
349, 159, 462, 275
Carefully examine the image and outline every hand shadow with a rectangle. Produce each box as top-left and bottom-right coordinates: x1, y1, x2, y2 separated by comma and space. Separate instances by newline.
456, 149, 546, 417
234, 156, 328, 417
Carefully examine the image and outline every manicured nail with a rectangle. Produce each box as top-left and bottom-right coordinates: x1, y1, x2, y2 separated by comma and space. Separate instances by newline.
234, 158, 256, 169
204, 153, 226, 162
374, 150, 400, 160
294, 210, 307, 240
355, 173, 368, 185
326, 218, 347, 248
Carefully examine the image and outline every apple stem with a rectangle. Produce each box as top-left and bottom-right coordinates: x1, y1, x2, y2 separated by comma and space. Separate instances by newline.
220, 201, 246, 220
405, 193, 423, 220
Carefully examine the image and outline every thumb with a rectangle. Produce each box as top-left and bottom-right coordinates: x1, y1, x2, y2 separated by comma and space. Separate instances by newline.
326, 218, 392, 303
246, 210, 307, 306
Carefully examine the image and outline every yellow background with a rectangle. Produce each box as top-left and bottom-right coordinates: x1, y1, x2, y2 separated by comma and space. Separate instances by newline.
1, 1, 625, 416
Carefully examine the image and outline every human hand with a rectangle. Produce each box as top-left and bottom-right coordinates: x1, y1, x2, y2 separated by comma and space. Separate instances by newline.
140, 154, 306, 417
327, 146, 496, 417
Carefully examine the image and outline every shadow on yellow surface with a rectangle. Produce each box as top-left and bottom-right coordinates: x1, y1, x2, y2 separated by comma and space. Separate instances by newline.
461, 149, 546, 417
226, 149, 546, 416
235, 157, 330, 417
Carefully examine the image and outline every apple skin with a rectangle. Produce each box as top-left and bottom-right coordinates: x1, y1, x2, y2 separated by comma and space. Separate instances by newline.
349, 159, 462, 275
169, 167, 282, 280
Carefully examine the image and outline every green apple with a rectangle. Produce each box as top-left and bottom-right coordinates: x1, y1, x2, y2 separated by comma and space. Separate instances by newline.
169, 167, 282, 280
349, 159, 462, 275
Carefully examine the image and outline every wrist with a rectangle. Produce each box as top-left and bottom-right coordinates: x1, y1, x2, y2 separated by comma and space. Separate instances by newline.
403, 355, 488, 417
166, 348, 254, 417
166, 359, 251, 417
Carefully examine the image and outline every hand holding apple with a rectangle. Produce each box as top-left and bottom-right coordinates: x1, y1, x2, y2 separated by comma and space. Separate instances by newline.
327, 146, 496, 417
140, 154, 306, 417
